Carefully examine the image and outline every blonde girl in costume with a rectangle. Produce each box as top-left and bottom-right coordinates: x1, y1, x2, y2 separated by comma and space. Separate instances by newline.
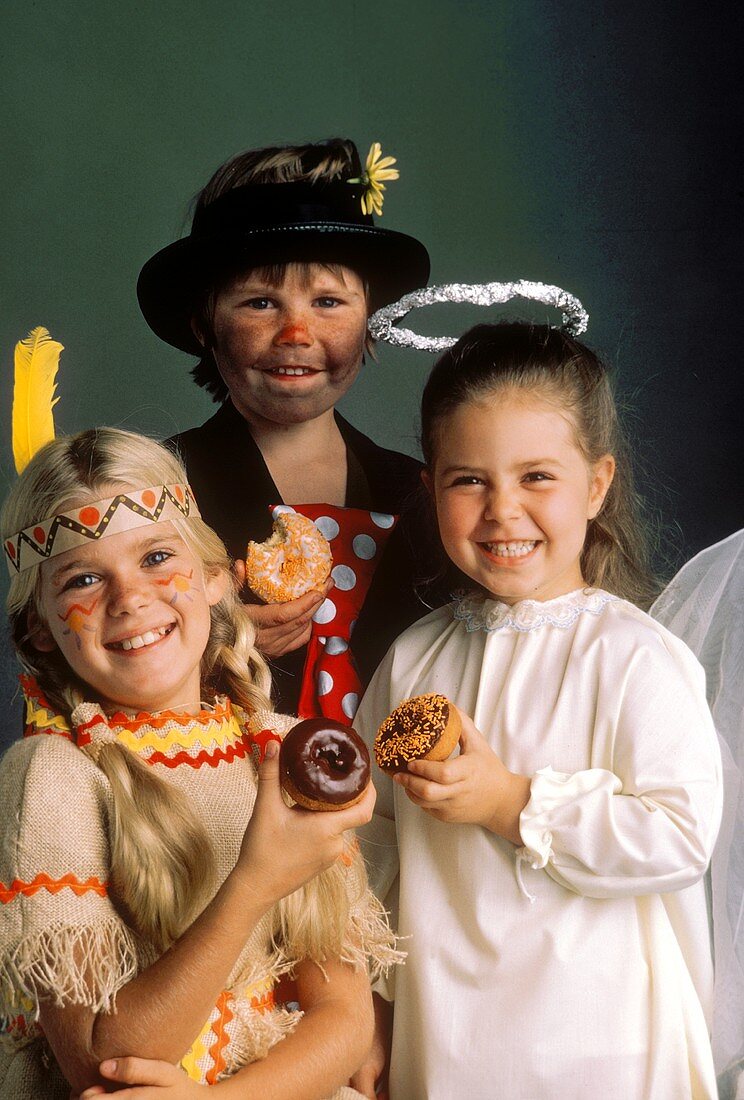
0, 427, 397, 1100
354, 321, 722, 1099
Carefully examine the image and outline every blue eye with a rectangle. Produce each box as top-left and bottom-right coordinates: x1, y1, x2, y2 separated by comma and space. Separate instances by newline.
144, 549, 173, 567
315, 296, 341, 308
244, 297, 273, 310
64, 573, 99, 591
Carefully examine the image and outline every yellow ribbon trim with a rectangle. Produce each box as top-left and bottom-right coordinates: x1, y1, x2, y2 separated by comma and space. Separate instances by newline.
112, 714, 244, 756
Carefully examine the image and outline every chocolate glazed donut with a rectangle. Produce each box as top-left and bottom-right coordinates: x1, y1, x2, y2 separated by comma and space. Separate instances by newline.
280, 718, 371, 812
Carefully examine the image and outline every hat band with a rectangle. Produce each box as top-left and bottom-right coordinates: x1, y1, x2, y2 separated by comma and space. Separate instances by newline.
5, 483, 200, 575
191, 181, 373, 237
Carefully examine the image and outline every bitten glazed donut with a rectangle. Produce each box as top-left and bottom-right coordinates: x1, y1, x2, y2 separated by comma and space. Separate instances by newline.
280, 718, 371, 812
374, 693, 461, 772
245, 512, 332, 603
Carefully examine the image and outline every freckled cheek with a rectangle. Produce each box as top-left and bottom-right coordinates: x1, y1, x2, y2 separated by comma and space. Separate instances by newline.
323, 327, 366, 370
213, 323, 266, 370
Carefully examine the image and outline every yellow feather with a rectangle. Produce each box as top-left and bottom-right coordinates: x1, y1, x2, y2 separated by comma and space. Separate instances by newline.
12, 326, 63, 474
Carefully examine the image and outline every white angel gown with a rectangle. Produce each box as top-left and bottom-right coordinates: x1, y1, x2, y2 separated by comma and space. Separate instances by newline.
355, 588, 722, 1100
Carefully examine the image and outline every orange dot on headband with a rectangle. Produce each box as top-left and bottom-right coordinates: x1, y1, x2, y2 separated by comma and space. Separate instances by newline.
79, 507, 100, 527
141, 489, 157, 508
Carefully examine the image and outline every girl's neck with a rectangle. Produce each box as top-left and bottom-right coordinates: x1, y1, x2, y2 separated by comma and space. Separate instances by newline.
246, 408, 348, 506
102, 698, 208, 719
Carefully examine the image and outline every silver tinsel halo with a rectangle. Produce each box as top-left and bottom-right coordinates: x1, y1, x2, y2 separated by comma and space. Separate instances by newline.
368, 280, 589, 351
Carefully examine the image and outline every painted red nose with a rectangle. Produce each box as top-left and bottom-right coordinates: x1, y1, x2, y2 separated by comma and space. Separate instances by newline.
274, 323, 311, 345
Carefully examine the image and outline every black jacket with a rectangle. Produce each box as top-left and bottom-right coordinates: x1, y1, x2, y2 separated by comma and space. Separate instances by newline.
169, 401, 434, 714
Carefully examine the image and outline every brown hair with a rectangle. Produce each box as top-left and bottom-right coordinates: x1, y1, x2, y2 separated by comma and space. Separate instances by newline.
420, 322, 660, 609
191, 138, 371, 401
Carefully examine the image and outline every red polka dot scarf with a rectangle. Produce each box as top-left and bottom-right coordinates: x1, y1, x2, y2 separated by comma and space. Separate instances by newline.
272, 504, 399, 723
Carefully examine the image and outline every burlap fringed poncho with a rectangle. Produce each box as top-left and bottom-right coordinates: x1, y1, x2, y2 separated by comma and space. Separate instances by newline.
0, 679, 399, 1098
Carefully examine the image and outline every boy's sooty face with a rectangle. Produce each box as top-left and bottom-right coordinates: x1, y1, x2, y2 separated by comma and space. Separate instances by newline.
205, 262, 368, 428
425, 393, 614, 605
33, 517, 227, 713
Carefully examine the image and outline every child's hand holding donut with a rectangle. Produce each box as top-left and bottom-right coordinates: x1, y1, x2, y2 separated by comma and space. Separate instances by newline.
392, 709, 531, 845
237, 740, 376, 902
232, 511, 334, 658
235, 559, 332, 657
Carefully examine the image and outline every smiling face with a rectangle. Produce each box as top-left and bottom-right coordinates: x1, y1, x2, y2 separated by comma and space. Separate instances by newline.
203, 262, 368, 428
32, 518, 227, 713
425, 391, 615, 605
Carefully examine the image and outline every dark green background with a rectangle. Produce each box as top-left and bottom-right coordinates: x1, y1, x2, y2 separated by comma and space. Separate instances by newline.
1, 2, 742, 741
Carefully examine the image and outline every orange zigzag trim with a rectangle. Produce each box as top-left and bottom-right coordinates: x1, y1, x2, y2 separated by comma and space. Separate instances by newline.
145, 737, 253, 770
0, 873, 108, 904
142, 728, 279, 770
206, 990, 234, 1085
245, 728, 283, 764
105, 700, 232, 732
19, 674, 50, 707
249, 988, 275, 1013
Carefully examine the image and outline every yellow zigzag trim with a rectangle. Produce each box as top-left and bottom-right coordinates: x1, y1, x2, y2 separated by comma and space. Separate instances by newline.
114, 715, 244, 756
25, 696, 72, 734
180, 1010, 213, 1083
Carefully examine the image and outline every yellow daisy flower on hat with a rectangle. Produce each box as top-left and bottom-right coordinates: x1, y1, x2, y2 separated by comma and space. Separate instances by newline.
352, 142, 400, 217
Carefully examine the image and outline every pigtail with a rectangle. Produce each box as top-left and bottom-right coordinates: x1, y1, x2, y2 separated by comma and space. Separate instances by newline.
200, 576, 274, 714
274, 847, 401, 979
88, 741, 215, 951
42, 682, 215, 953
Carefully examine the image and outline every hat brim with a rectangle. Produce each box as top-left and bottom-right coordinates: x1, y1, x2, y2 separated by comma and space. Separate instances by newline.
137, 223, 431, 356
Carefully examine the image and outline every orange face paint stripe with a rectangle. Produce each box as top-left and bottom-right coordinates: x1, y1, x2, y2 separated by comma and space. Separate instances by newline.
154, 569, 194, 588
0, 873, 108, 904
58, 599, 99, 621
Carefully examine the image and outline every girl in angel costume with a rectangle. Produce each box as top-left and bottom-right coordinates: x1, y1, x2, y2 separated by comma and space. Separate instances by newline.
352, 288, 722, 1099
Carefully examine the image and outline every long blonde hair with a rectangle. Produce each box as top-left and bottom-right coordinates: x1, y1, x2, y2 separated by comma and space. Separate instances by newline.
2, 427, 273, 951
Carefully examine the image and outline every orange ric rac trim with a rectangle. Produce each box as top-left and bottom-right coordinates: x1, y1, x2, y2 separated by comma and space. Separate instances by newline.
249, 987, 276, 1013
0, 873, 108, 904
19, 674, 51, 708
4, 1014, 26, 1035
145, 738, 253, 770
205, 990, 234, 1085
105, 699, 232, 731
21, 674, 74, 740
244, 728, 283, 764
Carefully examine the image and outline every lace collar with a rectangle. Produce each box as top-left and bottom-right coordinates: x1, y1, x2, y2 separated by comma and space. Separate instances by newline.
452, 587, 618, 634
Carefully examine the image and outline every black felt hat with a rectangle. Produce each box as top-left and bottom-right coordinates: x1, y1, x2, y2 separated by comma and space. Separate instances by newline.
137, 180, 430, 356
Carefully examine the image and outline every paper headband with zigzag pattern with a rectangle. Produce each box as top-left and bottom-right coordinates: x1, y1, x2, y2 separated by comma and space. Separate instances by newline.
4, 483, 201, 575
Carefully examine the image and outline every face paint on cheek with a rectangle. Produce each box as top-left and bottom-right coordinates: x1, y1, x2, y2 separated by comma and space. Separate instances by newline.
58, 599, 99, 649
155, 569, 197, 604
